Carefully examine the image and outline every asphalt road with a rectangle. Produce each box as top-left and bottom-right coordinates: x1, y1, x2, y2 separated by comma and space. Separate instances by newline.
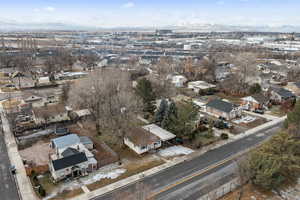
94, 123, 282, 200
0, 121, 20, 200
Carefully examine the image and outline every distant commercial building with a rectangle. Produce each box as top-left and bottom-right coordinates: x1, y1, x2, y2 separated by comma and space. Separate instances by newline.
156, 29, 173, 35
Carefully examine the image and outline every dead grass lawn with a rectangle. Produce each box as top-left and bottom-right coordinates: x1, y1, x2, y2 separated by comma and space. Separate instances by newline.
87, 159, 165, 191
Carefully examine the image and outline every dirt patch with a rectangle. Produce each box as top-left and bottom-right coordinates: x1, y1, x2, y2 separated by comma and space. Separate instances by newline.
19, 140, 51, 166
2, 98, 22, 109
67, 121, 119, 168
243, 117, 267, 129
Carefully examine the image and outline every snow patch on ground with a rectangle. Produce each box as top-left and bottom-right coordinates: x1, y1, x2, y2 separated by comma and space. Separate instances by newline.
43, 168, 126, 200
82, 168, 126, 185
158, 146, 194, 157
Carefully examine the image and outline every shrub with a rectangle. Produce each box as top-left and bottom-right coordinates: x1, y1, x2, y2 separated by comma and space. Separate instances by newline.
220, 133, 229, 140
38, 185, 46, 197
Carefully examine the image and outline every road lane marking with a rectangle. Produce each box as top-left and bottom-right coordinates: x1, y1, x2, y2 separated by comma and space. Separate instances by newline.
149, 137, 270, 199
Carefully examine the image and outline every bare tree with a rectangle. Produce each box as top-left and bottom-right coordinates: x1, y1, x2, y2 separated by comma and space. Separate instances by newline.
150, 56, 177, 98
232, 52, 257, 88
44, 48, 76, 73
68, 68, 141, 141
79, 53, 98, 70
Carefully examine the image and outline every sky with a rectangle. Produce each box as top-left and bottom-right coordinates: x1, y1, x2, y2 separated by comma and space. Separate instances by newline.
0, 0, 299, 28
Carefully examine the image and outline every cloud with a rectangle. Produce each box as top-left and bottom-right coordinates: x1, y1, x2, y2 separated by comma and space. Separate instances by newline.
44, 6, 55, 12
122, 2, 135, 8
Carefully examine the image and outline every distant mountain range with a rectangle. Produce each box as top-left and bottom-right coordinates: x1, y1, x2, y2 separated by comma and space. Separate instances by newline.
0, 21, 300, 33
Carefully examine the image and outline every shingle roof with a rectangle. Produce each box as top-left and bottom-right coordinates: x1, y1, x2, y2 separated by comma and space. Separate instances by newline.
274, 88, 295, 98
294, 82, 300, 89
206, 99, 236, 113
126, 127, 160, 146
61, 147, 80, 157
52, 152, 87, 171
252, 93, 269, 104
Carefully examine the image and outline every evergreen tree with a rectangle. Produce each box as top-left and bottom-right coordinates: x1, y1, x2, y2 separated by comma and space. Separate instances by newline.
248, 131, 300, 190
285, 100, 300, 128
167, 102, 198, 138
154, 99, 168, 125
161, 101, 177, 129
249, 83, 261, 94
135, 78, 156, 114
207, 120, 214, 138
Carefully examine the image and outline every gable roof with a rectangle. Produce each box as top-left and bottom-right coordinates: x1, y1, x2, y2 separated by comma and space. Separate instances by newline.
206, 99, 237, 113
273, 88, 295, 98
252, 93, 269, 104
294, 82, 300, 89
52, 152, 87, 171
61, 147, 80, 157
24, 95, 43, 102
51, 134, 80, 149
126, 127, 160, 147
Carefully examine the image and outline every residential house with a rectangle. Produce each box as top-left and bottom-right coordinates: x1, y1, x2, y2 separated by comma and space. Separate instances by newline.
49, 134, 97, 182
80, 136, 94, 150
241, 93, 270, 111
169, 75, 187, 88
188, 81, 216, 93
33, 104, 70, 125
23, 95, 44, 108
69, 109, 91, 121
124, 124, 176, 155
270, 87, 295, 104
286, 82, 300, 96
22, 92, 60, 108
205, 99, 242, 120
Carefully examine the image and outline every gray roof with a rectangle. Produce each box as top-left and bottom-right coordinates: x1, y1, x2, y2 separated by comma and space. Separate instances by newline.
206, 99, 236, 113
273, 88, 295, 98
61, 147, 80, 157
295, 82, 300, 88
252, 93, 269, 104
51, 134, 80, 149
79, 136, 93, 145
52, 152, 87, 171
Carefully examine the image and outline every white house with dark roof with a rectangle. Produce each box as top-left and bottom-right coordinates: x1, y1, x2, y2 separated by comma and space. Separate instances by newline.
49, 151, 89, 182
49, 134, 97, 182
205, 99, 242, 120
270, 87, 296, 103
124, 124, 176, 155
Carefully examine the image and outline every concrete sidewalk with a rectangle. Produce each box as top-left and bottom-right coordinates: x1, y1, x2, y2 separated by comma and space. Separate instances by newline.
0, 104, 38, 200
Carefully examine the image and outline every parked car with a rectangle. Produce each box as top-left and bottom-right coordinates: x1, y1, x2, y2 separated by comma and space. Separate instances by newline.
214, 120, 226, 129
218, 116, 226, 121
10, 165, 16, 175
200, 117, 210, 124
254, 109, 264, 114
